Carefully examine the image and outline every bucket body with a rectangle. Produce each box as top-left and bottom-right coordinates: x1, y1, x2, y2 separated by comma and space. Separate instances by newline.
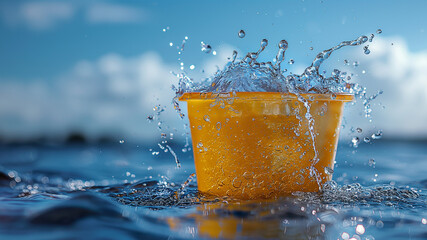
179, 92, 353, 199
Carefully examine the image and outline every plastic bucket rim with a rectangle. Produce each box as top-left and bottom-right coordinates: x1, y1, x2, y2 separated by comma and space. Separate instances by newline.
178, 92, 354, 102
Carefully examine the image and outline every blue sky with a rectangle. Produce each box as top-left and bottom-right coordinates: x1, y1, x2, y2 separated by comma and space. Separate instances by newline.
1, 0, 426, 79
1, 0, 427, 142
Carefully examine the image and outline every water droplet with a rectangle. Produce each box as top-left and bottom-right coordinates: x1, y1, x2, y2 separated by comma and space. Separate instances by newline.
203, 115, 210, 122
232, 177, 242, 188
169, 42, 173, 47
289, 59, 295, 64
376, 220, 384, 228
278, 39, 288, 49
376, 29, 382, 34
260, 38, 268, 48
356, 128, 362, 133
309, 47, 313, 50
342, 232, 350, 240
363, 45, 370, 55
422, 218, 427, 224
368, 158, 376, 167
295, 174, 305, 185
371, 130, 383, 139
356, 224, 365, 235
364, 137, 371, 143
324, 167, 334, 175
332, 69, 340, 76
351, 137, 360, 148
360, 35, 369, 43
320, 224, 326, 232
119, 140, 125, 144
216, 122, 222, 130
189, 65, 195, 70
147, 115, 154, 122
353, 61, 359, 67
201, 42, 212, 54
369, 33, 375, 42
238, 30, 246, 38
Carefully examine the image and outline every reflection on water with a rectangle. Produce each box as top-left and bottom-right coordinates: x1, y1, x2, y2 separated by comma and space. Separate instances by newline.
0, 141, 427, 239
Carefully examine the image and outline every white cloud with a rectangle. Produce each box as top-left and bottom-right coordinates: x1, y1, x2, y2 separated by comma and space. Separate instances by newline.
0, 52, 180, 142
0, 2, 75, 30
341, 36, 427, 139
86, 3, 146, 24
0, 1, 147, 31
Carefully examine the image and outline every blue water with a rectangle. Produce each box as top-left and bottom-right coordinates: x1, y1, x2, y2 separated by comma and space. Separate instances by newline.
0, 141, 426, 239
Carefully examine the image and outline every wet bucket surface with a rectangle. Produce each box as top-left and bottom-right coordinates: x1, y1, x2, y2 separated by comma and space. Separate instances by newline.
179, 92, 354, 199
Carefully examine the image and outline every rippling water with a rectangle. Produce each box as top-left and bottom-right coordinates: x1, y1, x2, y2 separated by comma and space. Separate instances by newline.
0, 141, 426, 239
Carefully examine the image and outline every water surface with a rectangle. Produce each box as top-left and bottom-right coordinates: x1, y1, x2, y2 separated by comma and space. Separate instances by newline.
0, 141, 426, 239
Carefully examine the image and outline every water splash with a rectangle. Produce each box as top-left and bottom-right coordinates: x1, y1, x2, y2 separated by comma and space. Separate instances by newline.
176, 35, 368, 94
166, 145, 181, 168
173, 35, 373, 191
319, 181, 419, 205
174, 173, 196, 198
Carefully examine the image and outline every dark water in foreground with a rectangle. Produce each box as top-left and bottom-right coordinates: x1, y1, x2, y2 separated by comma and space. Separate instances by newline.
0, 141, 426, 239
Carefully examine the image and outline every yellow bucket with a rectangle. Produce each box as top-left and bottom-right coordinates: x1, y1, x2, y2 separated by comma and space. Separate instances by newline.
179, 92, 353, 199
